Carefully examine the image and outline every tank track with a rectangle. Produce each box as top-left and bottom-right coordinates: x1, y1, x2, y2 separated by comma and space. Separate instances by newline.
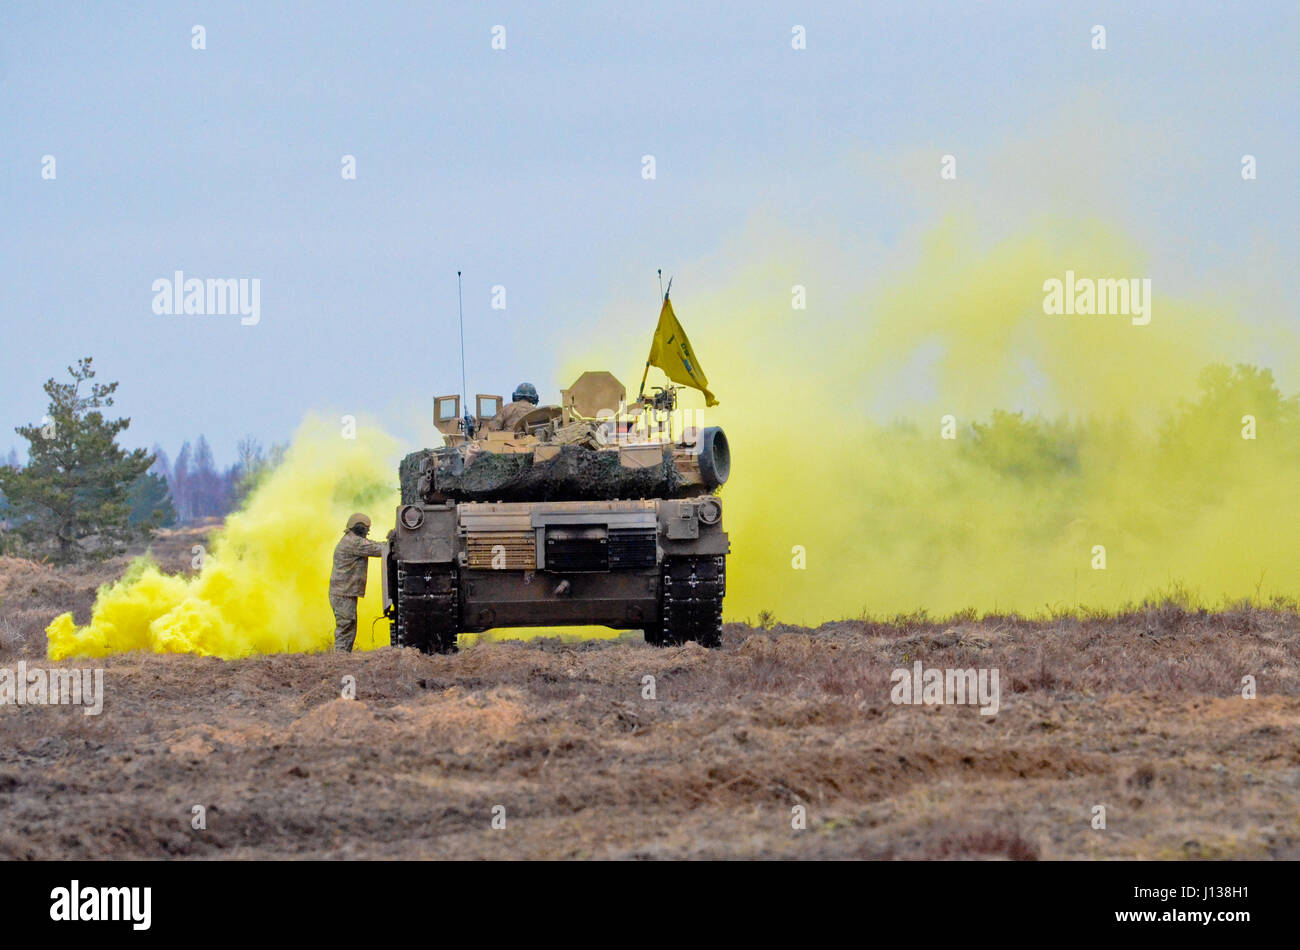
394, 563, 459, 654
652, 555, 725, 648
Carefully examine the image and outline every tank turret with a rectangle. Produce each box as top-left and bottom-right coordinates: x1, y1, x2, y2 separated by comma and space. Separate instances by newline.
399, 371, 730, 506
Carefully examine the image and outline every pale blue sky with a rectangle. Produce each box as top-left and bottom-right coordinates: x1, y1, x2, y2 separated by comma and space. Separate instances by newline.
2, 1, 1296, 463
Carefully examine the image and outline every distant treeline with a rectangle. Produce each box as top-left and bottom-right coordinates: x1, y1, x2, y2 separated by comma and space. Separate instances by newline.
2, 435, 285, 529
148, 435, 286, 524
0, 357, 284, 562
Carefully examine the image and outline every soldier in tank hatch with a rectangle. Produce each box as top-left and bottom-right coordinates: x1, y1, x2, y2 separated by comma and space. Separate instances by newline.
490, 382, 540, 432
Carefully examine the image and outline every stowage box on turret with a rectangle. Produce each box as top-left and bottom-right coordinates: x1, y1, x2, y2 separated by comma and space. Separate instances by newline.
383, 371, 730, 653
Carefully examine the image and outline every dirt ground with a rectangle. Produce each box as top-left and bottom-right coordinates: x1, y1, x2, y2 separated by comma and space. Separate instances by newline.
1, 527, 1298, 859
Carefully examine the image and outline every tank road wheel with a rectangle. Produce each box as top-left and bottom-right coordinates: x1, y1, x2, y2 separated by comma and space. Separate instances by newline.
394, 563, 460, 654
658, 555, 725, 649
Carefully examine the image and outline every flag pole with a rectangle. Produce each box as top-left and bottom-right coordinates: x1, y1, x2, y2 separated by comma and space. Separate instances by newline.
638, 360, 651, 401
639, 270, 662, 401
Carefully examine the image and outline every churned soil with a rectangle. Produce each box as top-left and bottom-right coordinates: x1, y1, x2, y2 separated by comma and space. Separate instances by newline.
1, 622, 1296, 860
1, 531, 1298, 859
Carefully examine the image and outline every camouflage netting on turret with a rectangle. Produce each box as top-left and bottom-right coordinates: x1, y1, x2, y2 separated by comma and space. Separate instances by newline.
398, 451, 432, 506
399, 444, 687, 504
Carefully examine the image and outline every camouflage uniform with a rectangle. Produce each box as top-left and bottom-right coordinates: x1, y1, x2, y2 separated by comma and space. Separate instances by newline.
329, 530, 385, 652
491, 399, 537, 432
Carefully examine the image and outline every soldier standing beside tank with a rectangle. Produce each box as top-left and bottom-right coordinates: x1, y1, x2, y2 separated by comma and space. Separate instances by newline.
491, 382, 540, 431
329, 513, 385, 652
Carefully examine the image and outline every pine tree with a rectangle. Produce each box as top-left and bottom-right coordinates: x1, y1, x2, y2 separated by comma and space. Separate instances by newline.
127, 471, 177, 531
0, 358, 155, 562
0, 450, 17, 549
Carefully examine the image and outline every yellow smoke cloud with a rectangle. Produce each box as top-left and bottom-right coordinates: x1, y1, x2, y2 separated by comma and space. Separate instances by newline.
592, 217, 1300, 622
47, 416, 399, 660
46, 217, 1300, 661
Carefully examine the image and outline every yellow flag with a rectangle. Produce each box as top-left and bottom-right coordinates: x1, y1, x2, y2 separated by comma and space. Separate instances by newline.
647, 297, 718, 406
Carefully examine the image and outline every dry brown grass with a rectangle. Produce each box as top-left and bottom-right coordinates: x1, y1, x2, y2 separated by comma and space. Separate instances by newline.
1, 533, 1297, 859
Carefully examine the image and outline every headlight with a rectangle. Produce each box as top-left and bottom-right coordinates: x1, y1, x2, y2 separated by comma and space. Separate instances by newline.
399, 505, 425, 529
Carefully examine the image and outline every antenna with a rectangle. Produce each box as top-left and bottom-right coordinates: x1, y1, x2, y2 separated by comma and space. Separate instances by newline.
457, 270, 474, 438
657, 268, 663, 301
457, 271, 467, 405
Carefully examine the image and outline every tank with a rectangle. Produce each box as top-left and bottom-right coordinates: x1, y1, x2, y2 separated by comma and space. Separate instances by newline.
383, 371, 730, 653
